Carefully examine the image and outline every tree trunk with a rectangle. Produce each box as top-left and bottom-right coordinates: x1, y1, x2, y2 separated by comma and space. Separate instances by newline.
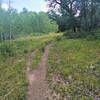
73, 26, 76, 32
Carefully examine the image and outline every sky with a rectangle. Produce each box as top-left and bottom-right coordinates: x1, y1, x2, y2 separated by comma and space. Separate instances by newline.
1, 0, 48, 12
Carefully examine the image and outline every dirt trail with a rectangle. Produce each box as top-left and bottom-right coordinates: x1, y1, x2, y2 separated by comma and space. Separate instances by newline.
26, 44, 51, 100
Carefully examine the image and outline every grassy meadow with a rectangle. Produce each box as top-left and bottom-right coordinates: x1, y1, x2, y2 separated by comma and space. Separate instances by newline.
47, 39, 100, 99
0, 33, 100, 100
0, 33, 59, 100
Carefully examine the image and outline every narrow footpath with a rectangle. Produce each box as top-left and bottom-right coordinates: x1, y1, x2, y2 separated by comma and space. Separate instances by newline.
26, 44, 51, 100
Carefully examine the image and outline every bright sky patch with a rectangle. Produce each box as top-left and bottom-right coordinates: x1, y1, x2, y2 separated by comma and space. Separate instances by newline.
1, 0, 47, 12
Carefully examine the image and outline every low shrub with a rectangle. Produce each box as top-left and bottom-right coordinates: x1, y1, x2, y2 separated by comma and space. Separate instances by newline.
56, 35, 66, 41
64, 30, 100, 39
86, 35, 96, 41
23, 49, 28, 53
64, 31, 84, 38
94, 29, 100, 40
0, 43, 16, 56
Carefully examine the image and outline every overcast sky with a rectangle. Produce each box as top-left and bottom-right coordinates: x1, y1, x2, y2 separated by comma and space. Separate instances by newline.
1, 0, 47, 12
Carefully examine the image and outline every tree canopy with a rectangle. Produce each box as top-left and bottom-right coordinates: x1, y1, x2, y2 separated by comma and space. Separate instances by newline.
46, 0, 100, 32
0, 7, 58, 41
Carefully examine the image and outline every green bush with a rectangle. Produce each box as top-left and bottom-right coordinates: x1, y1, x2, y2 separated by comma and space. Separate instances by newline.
56, 36, 66, 41
64, 30, 100, 39
86, 35, 96, 41
62, 67, 73, 77
94, 29, 100, 40
64, 31, 84, 38
23, 49, 28, 53
0, 43, 16, 56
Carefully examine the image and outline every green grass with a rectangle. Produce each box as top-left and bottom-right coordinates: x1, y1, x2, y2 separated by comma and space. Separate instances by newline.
0, 33, 60, 100
47, 39, 100, 99
1, 32, 99, 100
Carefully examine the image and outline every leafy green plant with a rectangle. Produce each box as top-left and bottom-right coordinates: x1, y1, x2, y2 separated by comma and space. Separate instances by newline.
0, 43, 16, 56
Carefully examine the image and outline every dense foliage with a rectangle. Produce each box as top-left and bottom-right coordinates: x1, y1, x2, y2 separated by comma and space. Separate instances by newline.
0, 8, 58, 41
46, 0, 100, 33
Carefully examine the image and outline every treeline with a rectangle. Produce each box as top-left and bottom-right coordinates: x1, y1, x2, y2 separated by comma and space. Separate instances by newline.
47, 0, 100, 38
0, 8, 58, 41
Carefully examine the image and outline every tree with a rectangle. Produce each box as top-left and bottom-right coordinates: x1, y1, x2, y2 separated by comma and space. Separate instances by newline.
46, 0, 81, 32
0, 7, 58, 40
46, 0, 100, 33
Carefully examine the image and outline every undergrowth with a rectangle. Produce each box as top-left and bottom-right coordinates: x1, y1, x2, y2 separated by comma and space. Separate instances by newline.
47, 39, 100, 99
0, 33, 59, 100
